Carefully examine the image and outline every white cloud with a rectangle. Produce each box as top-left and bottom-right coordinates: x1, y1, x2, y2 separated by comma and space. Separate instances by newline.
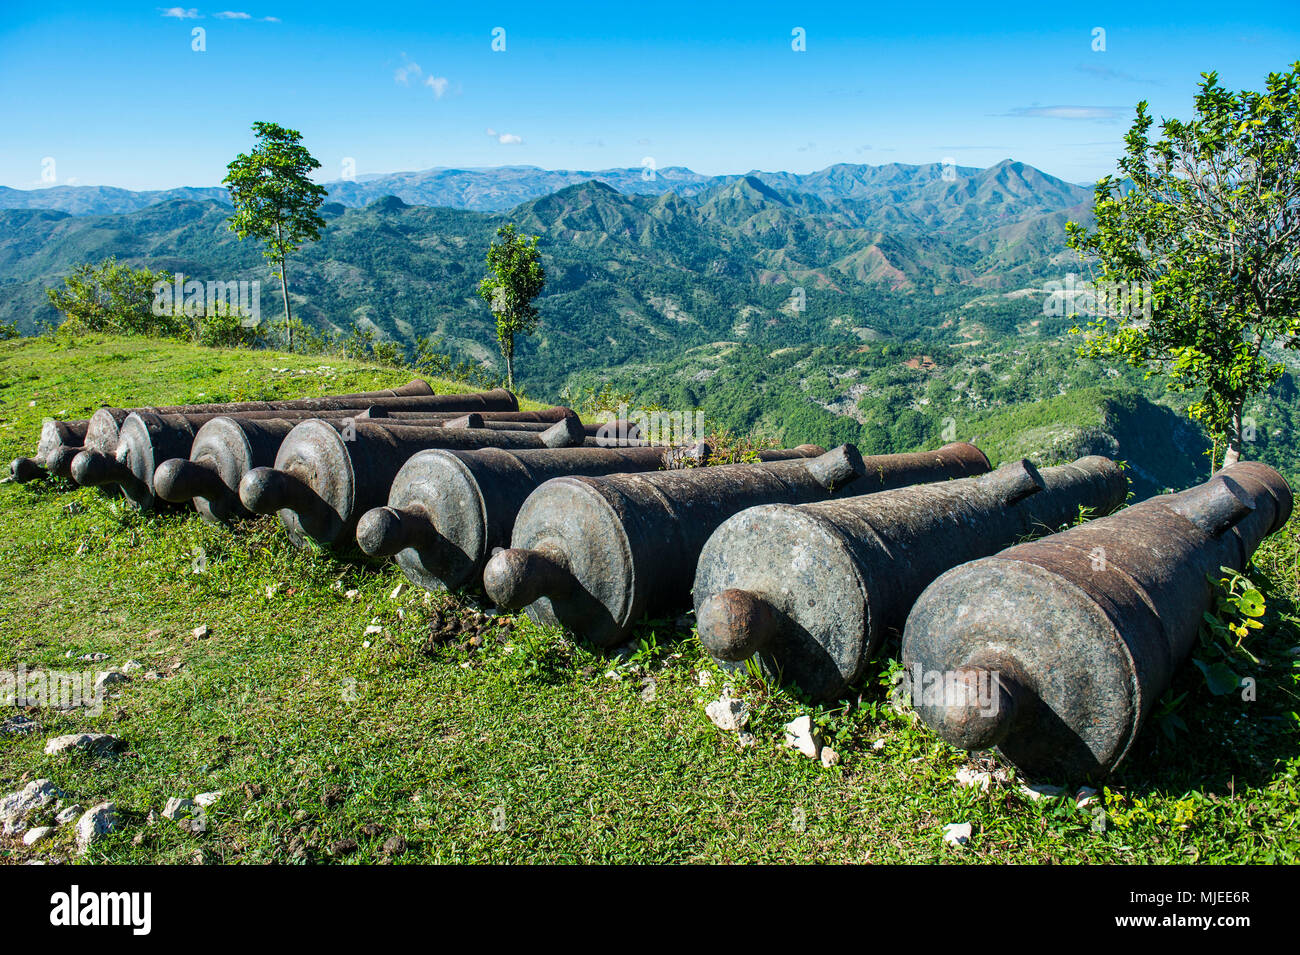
425, 75, 449, 98
1004, 105, 1122, 121
159, 7, 200, 18
214, 10, 252, 18
487, 129, 522, 145
394, 61, 422, 85
262, 16, 280, 22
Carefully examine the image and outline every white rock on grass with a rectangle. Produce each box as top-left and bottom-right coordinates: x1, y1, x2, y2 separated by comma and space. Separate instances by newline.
820, 746, 841, 767
705, 695, 750, 731
1, 779, 63, 835
943, 822, 972, 847
1019, 783, 1067, 802
955, 767, 993, 791
390, 583, 407, 600
194, 791, 223, 808
871, 738, 887, 751
22, 826, 52, 846
121, 660, 142, 674
192, 624, 210, 639
76, 802, 118, 853
44, 733, 123, 756
162, 797, 195, 820
783, 715, 822, 759
94, 671, 130, 692
55, 805, 82, 825
1076, 786, 1100, 808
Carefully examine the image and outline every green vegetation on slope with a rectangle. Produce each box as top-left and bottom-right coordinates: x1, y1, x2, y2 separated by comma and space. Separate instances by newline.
1, 337, 1297, 863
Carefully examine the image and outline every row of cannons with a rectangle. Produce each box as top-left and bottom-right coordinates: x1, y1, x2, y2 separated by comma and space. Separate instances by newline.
12, 381, 1294, 781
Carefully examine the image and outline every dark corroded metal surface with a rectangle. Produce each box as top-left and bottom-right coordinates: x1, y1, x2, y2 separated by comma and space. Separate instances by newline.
692, 453, 1124, 702
902, 461, 1292, 780
70, 412, 199, 509
154, 416, 340, 523
11, 419, 92, 481
237, 418, 587, 549
353, 441, 771, 592
481, 446, 877, 648
74, 389, 519, 462
441, 411, 642, 441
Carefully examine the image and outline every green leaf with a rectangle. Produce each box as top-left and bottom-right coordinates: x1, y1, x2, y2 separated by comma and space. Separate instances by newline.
1193, 658, 1243, 695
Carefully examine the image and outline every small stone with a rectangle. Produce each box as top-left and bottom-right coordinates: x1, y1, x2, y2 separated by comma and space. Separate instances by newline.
956, 767, 992, 791
121, 660, 142, 674
820, 746, 841, 767
696, 670, 713, 687
194, 791, 223, 808
1076, 786, 1100, 808
1019, 783, 1067, 802
144, 671, 165, 681
871, 738, 886, 751
55, 805, 82, 825
737, 732, 758, 748
43, 733, 123, 756
943, 822, 972, 847
783, 714, 822, 759
94, 671, 130, 691
80, 652, 109, 662
344, 589, 360, 601
364, 624, 383, 636
162, 797, 195, 820
192, 624, 210, 639
705, 695, 750, 731
0, 715, 39, 736
22, 826, 52, 846
76, 802, 118, 853
639, 678, 657, 703
390, 583, 407, 600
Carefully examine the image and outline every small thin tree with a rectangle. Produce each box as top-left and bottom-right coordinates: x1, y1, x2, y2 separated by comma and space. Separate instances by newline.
1066, 63, 1300, 470
477, 223, 545, 391
223, 122, 328, 352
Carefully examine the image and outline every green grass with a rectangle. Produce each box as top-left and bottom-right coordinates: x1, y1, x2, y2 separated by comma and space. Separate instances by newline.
1, 334, 1298, 864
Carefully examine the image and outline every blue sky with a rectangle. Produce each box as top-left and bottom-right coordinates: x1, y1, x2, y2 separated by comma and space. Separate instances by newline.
1, 1, 1296, 191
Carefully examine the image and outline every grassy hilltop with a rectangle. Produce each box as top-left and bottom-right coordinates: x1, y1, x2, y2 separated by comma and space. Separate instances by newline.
1, 336, 1298, 863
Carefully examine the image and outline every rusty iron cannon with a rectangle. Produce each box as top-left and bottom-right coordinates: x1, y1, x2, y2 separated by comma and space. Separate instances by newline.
74, 408, 573, 511
152, 410, 589, 522
901, 461, 1291, 780
440, 412, 641, 441
693, 454, 1126, 702
67, 389, 520, 468
481, 444, 987, 648
9, 419, 93, 482
238, 417, 588, 549
354, 443, 825, 593
10, 385, 524, 483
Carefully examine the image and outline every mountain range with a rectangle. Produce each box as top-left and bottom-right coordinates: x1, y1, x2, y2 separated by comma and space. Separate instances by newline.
0, 159, 1096, 397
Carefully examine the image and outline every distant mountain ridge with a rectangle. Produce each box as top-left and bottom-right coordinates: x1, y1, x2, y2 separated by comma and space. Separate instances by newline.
0, 156, 1095, 399
0, 159, 1093, 218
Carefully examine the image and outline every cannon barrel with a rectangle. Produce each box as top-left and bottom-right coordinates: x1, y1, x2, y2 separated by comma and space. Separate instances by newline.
692, 453, 1125, 701
76, 389, 519, 464
355, 443, 824, 592
481, 443, 981, 648
237, 418, 588, 549
77, 408, 573, 511
901, 460, 1292, 780
441, 412, 642, 441
10, 419, 93, 481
